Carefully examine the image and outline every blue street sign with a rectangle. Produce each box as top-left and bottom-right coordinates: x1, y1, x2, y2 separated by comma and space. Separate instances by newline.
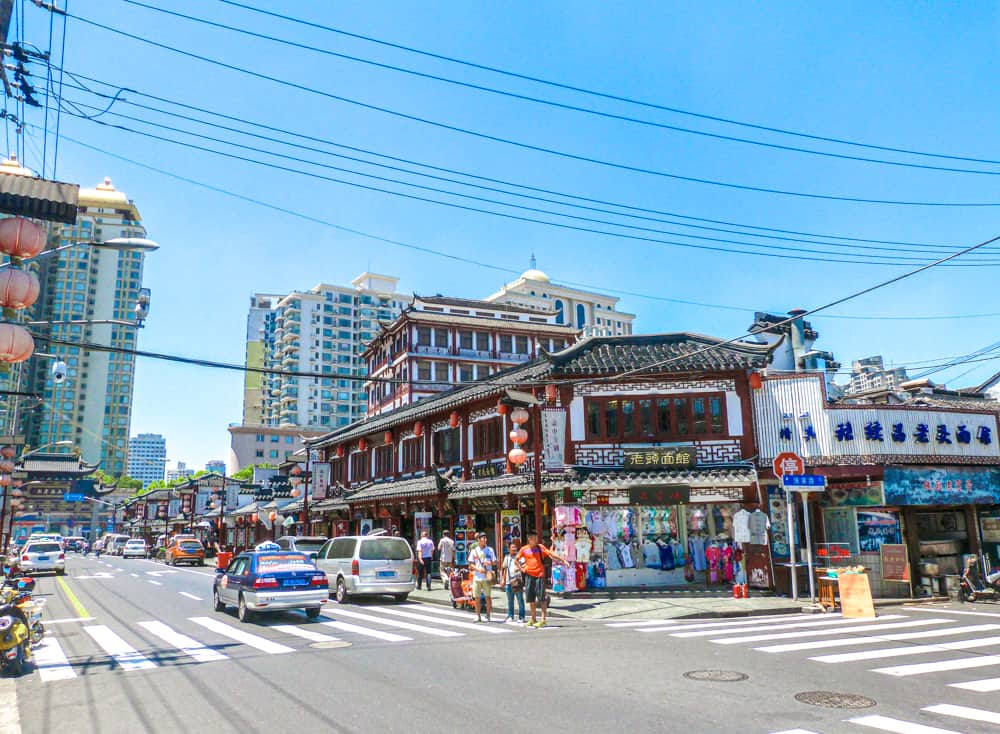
63, 493, 85, 502
782, 474, 827, 489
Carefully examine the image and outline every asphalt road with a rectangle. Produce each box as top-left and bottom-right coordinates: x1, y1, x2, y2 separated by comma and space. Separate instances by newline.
11, 554, 1000, 733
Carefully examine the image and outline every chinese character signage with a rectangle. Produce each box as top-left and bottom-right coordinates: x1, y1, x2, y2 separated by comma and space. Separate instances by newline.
541, 408, 566, 472
883, 466, 1000, 506
623, 446, 697, 470
471, 461, 504, 479
628, 485, 691, 505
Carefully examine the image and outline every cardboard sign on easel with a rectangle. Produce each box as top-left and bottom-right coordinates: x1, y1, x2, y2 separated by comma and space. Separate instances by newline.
838, 572, 876, 619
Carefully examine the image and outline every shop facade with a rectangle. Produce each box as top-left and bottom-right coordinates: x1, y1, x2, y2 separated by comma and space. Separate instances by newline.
753, 373, 1000, 598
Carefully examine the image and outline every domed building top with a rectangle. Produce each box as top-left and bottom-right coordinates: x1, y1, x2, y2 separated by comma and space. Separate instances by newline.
78, 176, 140, 220
0, 153, 33, 177
520, 268, 550, 283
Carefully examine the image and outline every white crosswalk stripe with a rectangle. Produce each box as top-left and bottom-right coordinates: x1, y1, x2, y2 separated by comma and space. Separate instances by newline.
321, 619, 412, 642
949, 675, 1000, 692
326, 608, 463, 637
711, 618, 944, 645
811, 634, 1000, 664
32, 636, 76, 681
84, 625, 157, 671
269, 625, 340, 643
769, 730, 821, 734
923, 704, 1000, 725
758, 624, 1000, 653
188, 617, 295, 655
665, 614, 906, 638
873, 653, 1000, 677
137, 621, 228, 663
374, 606, 511, 634
608, 612, 825, 630
847, 715, 962, 733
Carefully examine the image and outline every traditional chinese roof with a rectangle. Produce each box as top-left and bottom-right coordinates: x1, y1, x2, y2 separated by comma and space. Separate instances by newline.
547, 333, 774, 375
0, 170, 79, 224
20, 453, 99, 480
346, 474, 442, 501
310, 498, 350, 513
448, 472, 565, 499
570, 466, 757, 489
414, 294, 556, 317
231, 501, 261, 516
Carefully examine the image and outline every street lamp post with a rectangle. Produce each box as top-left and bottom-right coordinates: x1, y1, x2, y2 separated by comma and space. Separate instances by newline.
289, 444, 313, 537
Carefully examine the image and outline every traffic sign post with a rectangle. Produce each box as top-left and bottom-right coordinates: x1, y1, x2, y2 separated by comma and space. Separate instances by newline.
780, 470, 827, 603
772, 452, 805, 602
781, 474, 827, 489
772, 451, 805, 477
63, 493, 85, 502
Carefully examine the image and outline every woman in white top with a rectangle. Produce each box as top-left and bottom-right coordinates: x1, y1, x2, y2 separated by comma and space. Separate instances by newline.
499, 542, 526, 624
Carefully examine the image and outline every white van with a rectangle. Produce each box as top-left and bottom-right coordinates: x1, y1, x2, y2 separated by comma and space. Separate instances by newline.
103, 534, 131, 556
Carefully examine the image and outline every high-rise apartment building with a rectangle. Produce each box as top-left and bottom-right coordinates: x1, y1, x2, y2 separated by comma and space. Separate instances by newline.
241, 273, 410, 431
845, 355, 909, 395
166, 461, 194, 483
204, 459, 226, 475
485, 258, 635, 337
127, 433, 167, 488
16, 177, 156, 476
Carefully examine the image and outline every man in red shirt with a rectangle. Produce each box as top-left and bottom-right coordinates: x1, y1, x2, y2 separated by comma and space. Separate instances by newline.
515, 532, 567, 628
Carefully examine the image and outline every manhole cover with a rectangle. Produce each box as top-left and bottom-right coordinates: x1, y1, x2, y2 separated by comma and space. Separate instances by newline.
794, 691, 876, 709
683, 669, 748, 682
310, 641, 352, 650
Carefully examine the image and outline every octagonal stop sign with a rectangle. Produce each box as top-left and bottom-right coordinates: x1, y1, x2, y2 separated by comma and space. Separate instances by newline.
772, 451, 804, 477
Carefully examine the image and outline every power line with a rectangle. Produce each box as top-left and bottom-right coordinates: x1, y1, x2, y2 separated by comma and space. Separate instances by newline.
214, 0, 1000, 169
61, 11, 1000, 208
53, 68, 987, 252
51, 79, 1000, 258
53, 96, 1000, 266
54, 112, 985, 268
51, 130, 1000, 322
121, 0, 1000, 178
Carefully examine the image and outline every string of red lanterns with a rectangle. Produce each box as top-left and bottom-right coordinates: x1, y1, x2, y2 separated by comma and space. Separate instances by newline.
507, 406, 530, 467
0, 218, 45, 364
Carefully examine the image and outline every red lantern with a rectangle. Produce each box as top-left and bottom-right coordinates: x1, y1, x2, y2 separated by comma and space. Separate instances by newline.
496, 401, 508, 416
545, 384, 558, 402
0, 218, 46, 259
358, 438, 367, 452
449, 411, 460, 428
384, 430, 393, 444
749, 371, 763, 390
0, 459, 14, 473
269, 511, 277, 522
290, 464, 303, 477
235, 516, 244, 527
0, 445, 14, 459
0, 269, 39, 309
511, 407, 530, 425
336, 445, 345, 458
251, 513, 259, 524
0, 324, 33, 363
413, 421, 423, 437
509, 428, 527, 445
290, 487, 301, 498
508, 448, 527, 465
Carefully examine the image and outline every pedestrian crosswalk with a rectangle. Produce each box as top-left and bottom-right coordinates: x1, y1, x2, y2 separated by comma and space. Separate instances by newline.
31, 602, 517, 683
613, 610, 1000, 734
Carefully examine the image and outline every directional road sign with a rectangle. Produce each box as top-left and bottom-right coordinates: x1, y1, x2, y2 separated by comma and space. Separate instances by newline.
63, 493, 85, 502
782, 473, 827, 490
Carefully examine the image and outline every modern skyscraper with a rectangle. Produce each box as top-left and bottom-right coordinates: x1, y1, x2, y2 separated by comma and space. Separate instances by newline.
127, 433, 167, 488
240, 273, 410, 431
166, 461, 194, 483
204, 459, 226, 475
18, 177, 157, 476
484, 257, 635, 337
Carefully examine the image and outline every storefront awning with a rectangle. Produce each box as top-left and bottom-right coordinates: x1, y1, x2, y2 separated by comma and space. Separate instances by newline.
346, 475, 441, 502
571, 466, 756, 490
449, 472, 567, 500
310, 499, 350, 513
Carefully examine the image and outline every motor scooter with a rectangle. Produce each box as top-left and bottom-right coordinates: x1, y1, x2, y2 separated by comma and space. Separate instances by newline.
0, 605, 32, 675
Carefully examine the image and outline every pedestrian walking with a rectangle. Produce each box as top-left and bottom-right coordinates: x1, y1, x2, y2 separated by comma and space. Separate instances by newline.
468, 532, 497, 623
437, 530, 455, 582
516, 532, 567, 628
416, 530, 435, 591
499, 541, 525, 624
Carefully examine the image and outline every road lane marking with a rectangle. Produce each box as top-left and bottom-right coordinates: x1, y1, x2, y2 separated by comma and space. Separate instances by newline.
56, 576, 90, 619
44, 617, 95, 625
0, 678, 19, 733
848, 715, 962, 733
402, 603, 489, 619
610, 613, 840, 631
907, 607, 1000, 619
923, 704, 1000, 725
668, 614, 906, 637
83, 625, 157, 671
373, 606, 510, 634
320, 620, 411, 642
873, 654, 1000, 677
327, 608, 463, 637
137, 621, 228, 663
270, 625, 340, 643
130, 574, 139, 578
770, 730, 821, 734
178, 592, 203, 601
712, 618, 945, 645
757, 624, 1000, 653
147, 581, 161, 586
812, 635, 1000, 663
949, 676, 1000, 692
33, 637, 76, 681
188, 617, 294, 654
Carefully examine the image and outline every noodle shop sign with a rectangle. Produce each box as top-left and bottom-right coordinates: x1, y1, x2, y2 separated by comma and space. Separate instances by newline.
623, 446, 696, 470
629, 485, 691, 505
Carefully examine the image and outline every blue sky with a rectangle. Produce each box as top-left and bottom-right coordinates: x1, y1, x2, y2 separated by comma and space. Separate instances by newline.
13, 1, 1000, 470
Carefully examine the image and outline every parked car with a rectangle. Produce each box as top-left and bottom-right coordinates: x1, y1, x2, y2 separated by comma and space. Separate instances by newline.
275, 536, 328, 561
213, 549, 328, 623
103, 534, 130, 556
314, 535, 415, 604
122, 539, 149, 559
64, 536, 87, 552
164, 537, 205, 566
14, 540, 65, 575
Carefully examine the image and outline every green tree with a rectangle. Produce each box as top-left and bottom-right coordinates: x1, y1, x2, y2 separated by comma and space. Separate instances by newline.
231, 463, 275, 481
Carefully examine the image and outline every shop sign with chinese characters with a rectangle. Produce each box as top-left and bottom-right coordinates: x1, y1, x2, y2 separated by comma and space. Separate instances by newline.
628, 485, 691, 505
754, 376, 1000, 462
622, 446, 696, 470
884, 466, 1000, 506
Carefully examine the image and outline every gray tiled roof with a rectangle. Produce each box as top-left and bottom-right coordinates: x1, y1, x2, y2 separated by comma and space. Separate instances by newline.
414, 295, 556, 317
448, 472, 566, 499
346, 474, 442, 501
571, 466, 756, 488
0, 172, 79, 224
548, 333, 773, 375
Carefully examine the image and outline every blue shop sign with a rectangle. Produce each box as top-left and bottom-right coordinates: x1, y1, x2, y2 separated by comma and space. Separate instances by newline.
883, 466, 1000, 506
